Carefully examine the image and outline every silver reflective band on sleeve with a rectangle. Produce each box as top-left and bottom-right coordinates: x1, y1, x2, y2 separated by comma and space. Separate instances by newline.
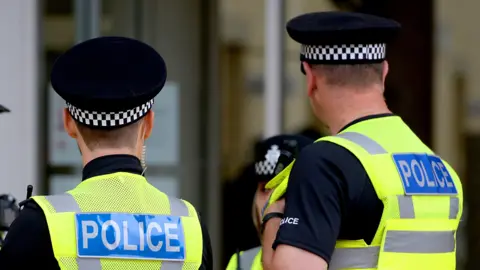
329, 246, 379, 270
336, 132, 387, 155
239, 246, 261, 270
384, 230, 455, 253
330, 230, 455, 269
168, 196, 190, 216
160, 261, 184, 270
45, 194, 81, 213
77, 257, 101, 270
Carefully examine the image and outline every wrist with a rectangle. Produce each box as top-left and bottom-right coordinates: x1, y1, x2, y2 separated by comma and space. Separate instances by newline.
261, 212, 284, 234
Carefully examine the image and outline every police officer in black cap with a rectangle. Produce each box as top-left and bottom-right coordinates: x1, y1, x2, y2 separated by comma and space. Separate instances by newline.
225, 135, 313, 270
261, 12, 462, 270
0, 37, 213, 269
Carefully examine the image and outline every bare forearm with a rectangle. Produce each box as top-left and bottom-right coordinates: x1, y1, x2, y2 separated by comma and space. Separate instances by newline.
261, 218, 281, 270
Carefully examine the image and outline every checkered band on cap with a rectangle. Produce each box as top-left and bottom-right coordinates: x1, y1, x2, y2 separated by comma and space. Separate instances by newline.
67, 99, 154, 128
255, 159, 278, 176
255, 145, 281, 176
301, 43, 386, 62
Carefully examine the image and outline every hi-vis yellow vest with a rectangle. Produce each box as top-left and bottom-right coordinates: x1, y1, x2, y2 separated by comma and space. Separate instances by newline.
32, 172, 203, 270
226, 246, 262, 270
265, 116, 463, 270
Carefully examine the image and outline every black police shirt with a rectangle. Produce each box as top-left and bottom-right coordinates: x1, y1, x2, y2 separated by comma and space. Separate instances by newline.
0, 155, 213, 270
273, 114, 392, 262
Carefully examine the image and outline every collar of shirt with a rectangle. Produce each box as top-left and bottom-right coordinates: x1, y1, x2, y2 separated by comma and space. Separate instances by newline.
339, 113, 395, 133
82, 154, 143, 181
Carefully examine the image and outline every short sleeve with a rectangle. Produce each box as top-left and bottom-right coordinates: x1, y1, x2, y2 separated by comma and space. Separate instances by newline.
273, 142, 348, 262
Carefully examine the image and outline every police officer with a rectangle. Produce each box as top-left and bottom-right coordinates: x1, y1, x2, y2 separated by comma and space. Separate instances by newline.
0, 37, 213, 269
225, 135, 313, 270
260, 12, 463, 270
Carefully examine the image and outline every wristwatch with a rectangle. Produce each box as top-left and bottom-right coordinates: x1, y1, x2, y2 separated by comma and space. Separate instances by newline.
261, 212, 284, 234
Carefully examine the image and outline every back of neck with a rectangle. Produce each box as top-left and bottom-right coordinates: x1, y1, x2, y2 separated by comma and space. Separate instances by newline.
327, 95, 391, 134
82, 148, 138, 167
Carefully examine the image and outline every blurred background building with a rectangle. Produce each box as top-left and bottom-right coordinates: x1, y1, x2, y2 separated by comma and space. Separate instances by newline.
0, 0, 478, 269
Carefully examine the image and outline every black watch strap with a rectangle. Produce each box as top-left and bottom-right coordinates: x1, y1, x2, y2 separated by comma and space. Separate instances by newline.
261, 212, 284, 234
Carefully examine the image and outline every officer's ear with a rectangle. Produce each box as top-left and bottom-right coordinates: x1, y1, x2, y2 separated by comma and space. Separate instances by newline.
63, 108, 78, 139
142, 110, 154, 140
382, 61, 389, 84
303, 62, 317, 98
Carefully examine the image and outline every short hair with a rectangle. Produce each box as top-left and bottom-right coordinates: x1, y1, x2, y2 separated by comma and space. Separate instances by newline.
75, 120, 142, 150
312, 63, 384, 88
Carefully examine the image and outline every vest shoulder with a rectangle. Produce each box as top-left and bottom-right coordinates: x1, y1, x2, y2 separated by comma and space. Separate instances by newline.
226, 252, 240, 269
173, 197, 201, 219
301, 140, 358, 160
244, 246, 262, 255
176, 197, 195, 209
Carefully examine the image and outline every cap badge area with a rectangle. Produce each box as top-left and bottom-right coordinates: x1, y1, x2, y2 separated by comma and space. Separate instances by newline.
255, 145, 281, 175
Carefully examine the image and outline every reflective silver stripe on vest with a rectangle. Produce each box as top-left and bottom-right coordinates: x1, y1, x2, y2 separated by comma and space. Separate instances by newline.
77, 258, 101, 269
449, 197, 459, 219
336, 132, 387, 155
46, 193, 81, 213
330, 231, 456, 269
397, 195, 415, 218
384, 230, 455, 253
160, 261, 184, 270
239, 246, 261, 270
44, 194, 190, 216
329, 246, 379, 269
168, 196, 190, 216
398, 195, 459, 219
44, 193, 191, 269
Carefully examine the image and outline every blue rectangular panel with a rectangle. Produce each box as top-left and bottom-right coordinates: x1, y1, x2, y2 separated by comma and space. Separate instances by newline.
75, 213, 185, 260
392, 153, 457, 195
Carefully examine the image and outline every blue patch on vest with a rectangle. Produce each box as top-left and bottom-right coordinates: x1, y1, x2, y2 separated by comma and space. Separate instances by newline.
75, 213, 186, 260
392, 153, 457, 195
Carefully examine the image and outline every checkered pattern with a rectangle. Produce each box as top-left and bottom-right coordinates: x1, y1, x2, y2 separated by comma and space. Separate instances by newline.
67, 99, 154, 128
301, 43, 386, 62
255, 159, 278, 175
255, 145, 281, 176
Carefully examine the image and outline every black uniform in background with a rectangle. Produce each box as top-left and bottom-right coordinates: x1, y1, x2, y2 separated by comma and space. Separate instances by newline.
0, 155, 213, 270
222, 163, 259, 267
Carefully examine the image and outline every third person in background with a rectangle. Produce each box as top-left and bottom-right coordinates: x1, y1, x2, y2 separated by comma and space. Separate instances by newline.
226, 135, 313, 270
261, 12, 463, 270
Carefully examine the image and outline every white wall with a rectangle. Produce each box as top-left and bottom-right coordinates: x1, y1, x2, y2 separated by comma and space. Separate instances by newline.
0, 1, 40, 200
